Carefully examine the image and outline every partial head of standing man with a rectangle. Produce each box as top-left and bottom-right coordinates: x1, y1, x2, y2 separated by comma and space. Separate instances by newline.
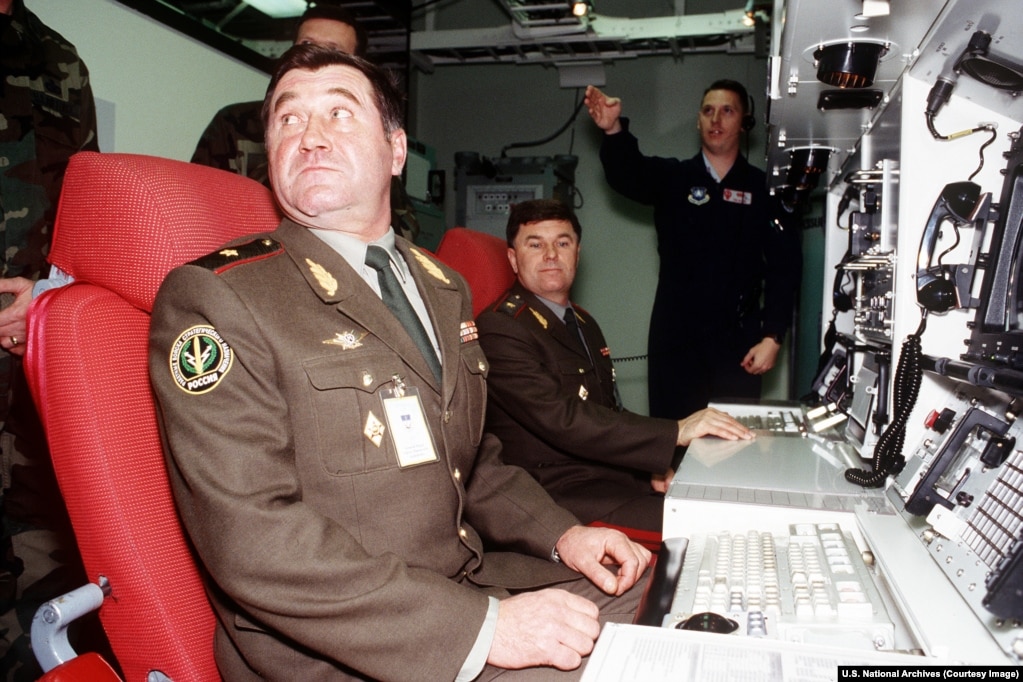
261, 45, 406, 241
293, 4, 366, 56
189, 6, 367, 185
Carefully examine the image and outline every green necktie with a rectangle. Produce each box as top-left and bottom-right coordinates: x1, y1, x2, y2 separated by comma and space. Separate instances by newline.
365, 245, 442, 382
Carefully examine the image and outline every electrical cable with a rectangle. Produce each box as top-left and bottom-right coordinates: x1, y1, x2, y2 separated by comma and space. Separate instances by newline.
845, 313, 927, 488
500, 96, 586, 157
969, 126, 999, 181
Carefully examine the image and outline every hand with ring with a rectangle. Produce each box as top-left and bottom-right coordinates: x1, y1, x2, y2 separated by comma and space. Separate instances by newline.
0, 276, 34, 357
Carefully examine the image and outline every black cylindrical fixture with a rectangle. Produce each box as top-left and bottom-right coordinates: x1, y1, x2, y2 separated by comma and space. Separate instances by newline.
814, 42, 886, 88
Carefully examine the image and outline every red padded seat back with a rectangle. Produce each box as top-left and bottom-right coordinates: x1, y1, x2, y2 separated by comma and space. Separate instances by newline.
24, 152, 281, 682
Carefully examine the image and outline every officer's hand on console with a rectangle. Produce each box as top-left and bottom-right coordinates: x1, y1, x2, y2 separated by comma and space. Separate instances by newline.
676, 407, 754, 447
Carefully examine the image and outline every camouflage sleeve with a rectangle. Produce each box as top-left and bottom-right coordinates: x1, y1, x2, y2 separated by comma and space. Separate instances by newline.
191, 108, 239, 172
190, 101, 268, 185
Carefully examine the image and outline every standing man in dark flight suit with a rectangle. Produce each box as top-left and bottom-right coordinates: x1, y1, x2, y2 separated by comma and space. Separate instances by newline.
478, 199, 753, 533
585, 80, 801, 420
150, 46, 650, 681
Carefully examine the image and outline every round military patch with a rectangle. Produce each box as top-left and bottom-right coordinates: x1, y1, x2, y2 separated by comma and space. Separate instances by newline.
169, 325, 234, 394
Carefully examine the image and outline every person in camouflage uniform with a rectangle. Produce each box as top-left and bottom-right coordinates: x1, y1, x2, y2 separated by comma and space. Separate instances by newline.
191, 4, 420, 241
0, 0, 98, 282
0, 1, 104, 678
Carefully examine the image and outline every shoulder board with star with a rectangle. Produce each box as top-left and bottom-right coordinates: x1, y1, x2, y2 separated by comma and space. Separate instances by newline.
189, 237, 283, 273
494, 291, 528, 318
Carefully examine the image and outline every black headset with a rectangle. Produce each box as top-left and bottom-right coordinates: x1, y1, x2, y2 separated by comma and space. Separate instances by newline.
742, 93, 756, 132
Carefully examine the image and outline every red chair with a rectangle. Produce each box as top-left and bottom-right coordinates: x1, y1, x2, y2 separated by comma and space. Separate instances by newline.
435, 227, 515, 316
24, 152, 281, 681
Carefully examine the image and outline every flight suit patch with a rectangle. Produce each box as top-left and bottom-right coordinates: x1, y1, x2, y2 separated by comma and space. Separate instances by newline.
688, 186, 709, 205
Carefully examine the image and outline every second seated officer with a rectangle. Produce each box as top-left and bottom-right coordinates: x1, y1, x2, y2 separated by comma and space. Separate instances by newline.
478, 199, 753, 533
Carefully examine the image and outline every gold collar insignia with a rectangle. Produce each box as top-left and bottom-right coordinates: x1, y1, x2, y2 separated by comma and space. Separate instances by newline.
409, 248, 450, 284
306, 258, 338, 297
529, 307, 548, 329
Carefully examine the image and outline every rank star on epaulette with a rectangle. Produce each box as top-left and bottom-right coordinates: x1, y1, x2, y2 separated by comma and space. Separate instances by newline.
459, 320, 479, 343
497, 294, 526, 317
190, 238, 281, 272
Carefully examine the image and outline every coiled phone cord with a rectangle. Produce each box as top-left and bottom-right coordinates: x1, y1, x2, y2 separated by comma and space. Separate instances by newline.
845, 314, 926, 488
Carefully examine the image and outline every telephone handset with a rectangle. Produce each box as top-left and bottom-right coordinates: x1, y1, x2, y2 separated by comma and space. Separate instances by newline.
916, 181, 990, 312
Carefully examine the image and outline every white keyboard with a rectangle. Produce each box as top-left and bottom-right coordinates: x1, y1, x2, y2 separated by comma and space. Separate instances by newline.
669, 523, 896, 652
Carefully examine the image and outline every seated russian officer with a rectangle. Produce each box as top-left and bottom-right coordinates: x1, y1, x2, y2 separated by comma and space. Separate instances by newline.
477, 199, 753, 533
149, 47, 653, 681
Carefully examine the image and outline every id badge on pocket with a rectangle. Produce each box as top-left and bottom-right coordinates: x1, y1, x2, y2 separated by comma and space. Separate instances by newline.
380, 375, 439, 468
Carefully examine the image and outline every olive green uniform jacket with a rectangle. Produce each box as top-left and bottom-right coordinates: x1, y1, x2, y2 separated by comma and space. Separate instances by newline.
149, 220, 579, 681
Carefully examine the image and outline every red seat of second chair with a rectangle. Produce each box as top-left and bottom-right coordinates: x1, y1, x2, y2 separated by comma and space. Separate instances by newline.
435, 227, 515, 317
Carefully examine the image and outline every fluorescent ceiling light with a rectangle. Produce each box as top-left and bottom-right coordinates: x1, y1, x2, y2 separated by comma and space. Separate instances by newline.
245, 0, 307, 19
860, 0, 890, 18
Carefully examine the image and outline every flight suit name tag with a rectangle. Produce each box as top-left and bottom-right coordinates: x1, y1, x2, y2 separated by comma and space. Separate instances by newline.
380, 375, 439, 468
723, 188, 752, 205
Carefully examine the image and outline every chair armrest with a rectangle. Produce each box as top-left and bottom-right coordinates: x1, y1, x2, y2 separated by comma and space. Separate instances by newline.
31, 577, 110, 672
